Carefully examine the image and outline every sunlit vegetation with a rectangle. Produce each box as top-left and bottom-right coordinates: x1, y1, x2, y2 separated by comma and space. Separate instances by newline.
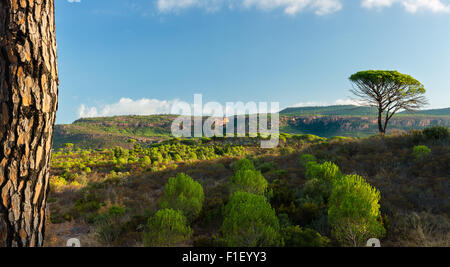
50, 139, 247, 190
220, 191, 283, 247
328, 175, 385, 246
143, 209, 193, 247
158, 173, 204, 222
46, 126, 450, 247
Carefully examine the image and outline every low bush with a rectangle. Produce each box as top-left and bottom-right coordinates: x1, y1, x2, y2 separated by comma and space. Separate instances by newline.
413, 145, 432, 161
229, 169, 268, 195
299, 154, 317, 168
143, 209, 193, 247
282, 225, 330, 247
423, 126, 449, 140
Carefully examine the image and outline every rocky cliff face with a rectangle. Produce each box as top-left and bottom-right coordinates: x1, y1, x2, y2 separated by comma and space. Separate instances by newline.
280, 116, 450, 137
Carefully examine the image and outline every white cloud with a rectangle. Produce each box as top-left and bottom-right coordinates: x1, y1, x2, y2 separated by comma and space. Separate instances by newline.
156, 0, 450, 14
293, 101, 328, 107
362, 0, 450, 13
156, 0, 343, 15
78, 98, 179, 118
68, 0, 81, 3
242, 0, 342, 15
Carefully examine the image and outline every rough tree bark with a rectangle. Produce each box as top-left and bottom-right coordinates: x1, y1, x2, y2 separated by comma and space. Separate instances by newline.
0, 0, 58, 247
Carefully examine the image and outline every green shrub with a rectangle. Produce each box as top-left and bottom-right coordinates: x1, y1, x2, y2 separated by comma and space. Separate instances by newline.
141, 155, 152, 165
277, 213, 292, 228
159, 173, 204, 222
305, 161, 342, 182
303, 134, 327, 143
423, 126, 449, 140
143, 209, 193, 247
413, 145, 432, 161
229, 169, 268, 195
73, 199, 101, 215
300, 161, 342, 205
282, 226, 330, 247
407, 130, 424, 144
221, 192, 283, 247
328, 175, 385, 247
257, 162, 277, 173
50, 176, 68, 188
181, 139, 196, 145
299, 154, 317, 168
280, 146, 295, 156
269, 179, 296, 211
94, 205, 127, 245
232, 158, 255, 172
300, 178, 331, 206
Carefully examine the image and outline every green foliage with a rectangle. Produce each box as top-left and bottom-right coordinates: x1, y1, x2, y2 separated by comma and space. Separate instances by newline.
328, 175, 385, 247
269, 179, 296, 212
50, 176, 68, 188
141, 155, 152, 165
349, 70, 427, 134
48, 119, 449, 248
113, 146, 128, 159
229, 169, 268, 195
299, 154, 316, 168
94, 205, 127, 244
349, 70, 425, 94
305, 161, 342, 182
304, 134, 327, 142
221, 192, 283, 247
277, 213, 292, 228
330, 136, 350, 142
257, 162, 277, 173
413, 145, 432, 161
232, 158, 255, 172
64, 143, 74, 150
300, 161, 342, 206
300, 178, 332, 206
72, 198, 101, 219
280, 105, 379, 117
159, 173, 204, 222
423, 126, 449, 140
280, 146, 295, 156
143, 209, 193, 247
282, 226, 330, 247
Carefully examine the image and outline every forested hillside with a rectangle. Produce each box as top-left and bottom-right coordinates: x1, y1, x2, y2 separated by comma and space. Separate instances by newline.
53, 106, 450, 149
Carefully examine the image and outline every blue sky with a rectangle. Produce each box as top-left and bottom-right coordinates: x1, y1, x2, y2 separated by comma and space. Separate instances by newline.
56, 0, 450, 124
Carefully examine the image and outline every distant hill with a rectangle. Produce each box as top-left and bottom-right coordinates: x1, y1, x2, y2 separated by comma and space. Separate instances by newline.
280, 105, 378, 116
53, 115, 176, 149
280, 105, 450, 117
53, 106, 450, 149
399, 108, 450, 116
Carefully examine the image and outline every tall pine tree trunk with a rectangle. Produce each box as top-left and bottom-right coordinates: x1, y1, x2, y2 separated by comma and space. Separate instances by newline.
0, 0, 58, 247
